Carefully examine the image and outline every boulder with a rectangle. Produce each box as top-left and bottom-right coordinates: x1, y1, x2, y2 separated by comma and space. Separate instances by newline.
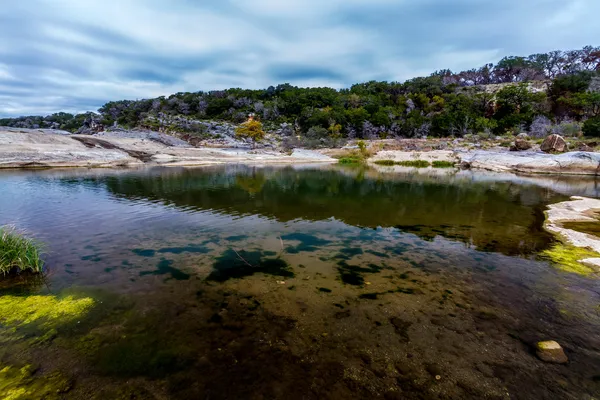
541, 134, 568, 153
536, 341, 568, 364
517, 132, 529, 139
510, 138, 532, 151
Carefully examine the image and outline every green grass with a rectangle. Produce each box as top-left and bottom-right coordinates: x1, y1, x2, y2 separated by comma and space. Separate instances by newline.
338, 157, 362, 164
0, 227, 44, 275
396, 160, 431, 168
432, 161, 456, 168
373, 160, 396, 166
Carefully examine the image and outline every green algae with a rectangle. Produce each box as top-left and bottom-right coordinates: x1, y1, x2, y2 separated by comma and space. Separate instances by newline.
0, 295, 94, 330
541, 244, 599, 276
0, 364, 72, 400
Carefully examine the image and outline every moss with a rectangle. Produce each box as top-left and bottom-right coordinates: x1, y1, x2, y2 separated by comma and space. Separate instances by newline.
540, 244, 599, 276
0, 295, 94, 329
0, 364, 71, 400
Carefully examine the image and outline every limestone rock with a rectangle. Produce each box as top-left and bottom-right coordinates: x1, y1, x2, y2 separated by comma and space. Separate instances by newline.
536, 341, 568, 364
516, 132, 529, 139
510, 138, 532, 151
541, 134, 568, 153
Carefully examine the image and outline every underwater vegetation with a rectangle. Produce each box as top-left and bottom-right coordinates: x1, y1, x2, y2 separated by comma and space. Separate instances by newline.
0, 364, 72, 400
282, 233, 331, 254
207, 249, 294, 282
0, 295, 94, 330
337, 260, 383, 286
139, 259, 190, 281
0, 227, 44, 276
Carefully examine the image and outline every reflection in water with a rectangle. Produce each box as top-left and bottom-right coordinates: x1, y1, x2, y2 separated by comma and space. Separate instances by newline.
0, 165, 599, 399
92, 165, 562, 255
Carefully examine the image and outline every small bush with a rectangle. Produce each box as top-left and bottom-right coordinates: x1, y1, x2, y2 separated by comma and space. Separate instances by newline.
0, 227, 44, 275
338, 157, 361, 164
397, 160, 431, 168
373, 160, 396, 166
583, 117, 600, 138
552, 120, 582, 137
432, 161, 456, 168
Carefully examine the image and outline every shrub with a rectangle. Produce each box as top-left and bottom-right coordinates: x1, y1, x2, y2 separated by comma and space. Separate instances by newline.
432, 161, 456, 168
0, 227, 44, 275
235, 119, 265, 147
338, 157, 361, 164
583, 116, 600, 137
529, 115, 552, 138
373, 160, 396, 166
397, 160, 431, 168
551, 120, 582, 137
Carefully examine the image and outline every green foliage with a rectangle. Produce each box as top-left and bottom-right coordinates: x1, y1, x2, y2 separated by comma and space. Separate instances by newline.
2, 45, 598, 142
338, 157, 362, 164
397, 160, 431, 168
0, 227, 44, 276
432, 161, 456, 168
373, 160, 396, 166
583, 116, 600, 137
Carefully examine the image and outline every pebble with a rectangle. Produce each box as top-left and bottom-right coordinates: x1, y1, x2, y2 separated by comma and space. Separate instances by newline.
536, 341, 568, 364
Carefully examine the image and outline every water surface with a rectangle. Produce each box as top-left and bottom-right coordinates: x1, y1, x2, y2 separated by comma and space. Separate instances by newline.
0, 165, 599, 399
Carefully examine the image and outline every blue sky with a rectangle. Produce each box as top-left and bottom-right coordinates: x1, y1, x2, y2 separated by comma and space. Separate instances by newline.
1, 0, 599, 117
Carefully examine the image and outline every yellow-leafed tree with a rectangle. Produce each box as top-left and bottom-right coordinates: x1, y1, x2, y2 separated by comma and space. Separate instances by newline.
235, 118, 265, 148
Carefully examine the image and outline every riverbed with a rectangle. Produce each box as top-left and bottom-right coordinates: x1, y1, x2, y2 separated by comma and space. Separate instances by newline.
0, 165, 599, 399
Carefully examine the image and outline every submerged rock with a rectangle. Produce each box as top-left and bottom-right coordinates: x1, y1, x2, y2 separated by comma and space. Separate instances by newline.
540, 134, 568, 153
536, 341, 568, 364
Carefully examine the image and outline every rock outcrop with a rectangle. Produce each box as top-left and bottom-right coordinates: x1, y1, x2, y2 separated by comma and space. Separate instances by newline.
461, 151, 600, 175
0, 129, 336, 169
540, 134, 568, 153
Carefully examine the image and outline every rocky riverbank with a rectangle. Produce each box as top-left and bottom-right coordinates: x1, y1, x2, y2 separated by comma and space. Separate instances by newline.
0, 128, 334, 168
3, 128, 600, 175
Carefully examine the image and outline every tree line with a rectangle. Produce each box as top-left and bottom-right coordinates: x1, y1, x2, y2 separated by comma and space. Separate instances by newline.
2, 45, 600, 141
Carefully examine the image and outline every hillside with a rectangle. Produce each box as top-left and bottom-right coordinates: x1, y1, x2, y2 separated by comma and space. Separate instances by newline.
1, 45, 599, 146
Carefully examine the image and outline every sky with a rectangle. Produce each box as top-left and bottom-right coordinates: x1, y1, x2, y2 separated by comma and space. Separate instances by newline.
1, 0, 599, 117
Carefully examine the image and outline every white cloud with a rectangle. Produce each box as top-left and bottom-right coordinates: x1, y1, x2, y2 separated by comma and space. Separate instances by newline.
0, 0, 599, 116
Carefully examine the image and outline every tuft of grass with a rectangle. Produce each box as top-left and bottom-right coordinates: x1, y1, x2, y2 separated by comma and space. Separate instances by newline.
432, 161, 456, 168
338, 157, 362, 164
0, 227, 44, 276
373, 160, 396, 166
396, 160, 431, 168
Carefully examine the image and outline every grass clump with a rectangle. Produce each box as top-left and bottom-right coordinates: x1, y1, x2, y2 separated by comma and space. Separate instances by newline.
396, 160, 431, 168
432, 161, 456, 168
338, 157, 362, 164
0, 227, 44, 276
373, 160, 396, 166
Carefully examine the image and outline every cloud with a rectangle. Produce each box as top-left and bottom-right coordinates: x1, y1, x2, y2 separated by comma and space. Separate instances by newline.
0, 0, 598, 116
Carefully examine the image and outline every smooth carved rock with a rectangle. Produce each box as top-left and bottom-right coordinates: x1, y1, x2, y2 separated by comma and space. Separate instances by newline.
536, 341, 568, 364
540, 134, 568, 153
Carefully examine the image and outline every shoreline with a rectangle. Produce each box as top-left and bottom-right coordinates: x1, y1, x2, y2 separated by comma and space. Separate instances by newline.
3, 129, 600, 176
